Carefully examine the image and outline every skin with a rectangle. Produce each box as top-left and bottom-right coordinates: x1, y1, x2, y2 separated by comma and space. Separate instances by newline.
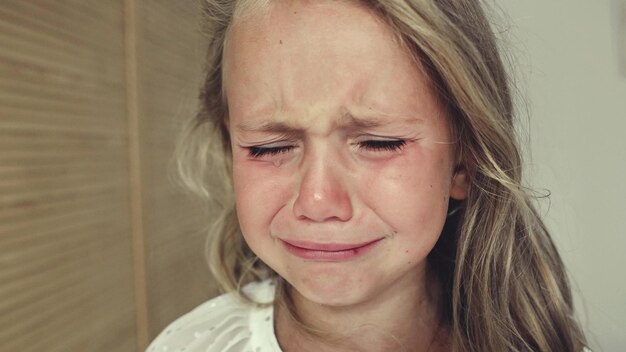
224, 1, 468, 351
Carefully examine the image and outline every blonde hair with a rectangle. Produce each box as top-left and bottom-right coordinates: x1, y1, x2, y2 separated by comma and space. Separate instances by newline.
177, 0, 588, 350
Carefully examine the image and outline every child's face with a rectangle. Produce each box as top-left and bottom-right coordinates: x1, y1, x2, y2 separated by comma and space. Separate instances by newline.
224, 1, 468, 306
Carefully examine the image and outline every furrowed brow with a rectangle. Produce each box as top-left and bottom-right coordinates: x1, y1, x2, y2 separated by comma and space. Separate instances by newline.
235, 121, 305, 138
338, 113, 423, 129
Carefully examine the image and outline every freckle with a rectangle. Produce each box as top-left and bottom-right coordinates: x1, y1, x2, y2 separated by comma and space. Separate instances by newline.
294, 11, 297, 14
279, 40, 282, 44
405, 250, 408, 254
430, 184, 433, 188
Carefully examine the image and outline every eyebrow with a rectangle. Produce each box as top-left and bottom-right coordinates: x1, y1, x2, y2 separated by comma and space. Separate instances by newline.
339, 113, 423, 128
234, 112, 423, 134
234, 121, 306, 141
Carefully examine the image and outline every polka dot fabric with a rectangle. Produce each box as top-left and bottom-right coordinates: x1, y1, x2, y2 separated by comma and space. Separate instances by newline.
147, 280, 282, 352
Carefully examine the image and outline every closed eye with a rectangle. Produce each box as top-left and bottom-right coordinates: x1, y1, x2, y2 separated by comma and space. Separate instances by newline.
358, 139, 407, 152
248, 145, 295, 158
246, 139, 406, 158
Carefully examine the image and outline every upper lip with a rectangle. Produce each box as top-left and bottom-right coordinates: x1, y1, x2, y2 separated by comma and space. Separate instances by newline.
280, 238, 384, 252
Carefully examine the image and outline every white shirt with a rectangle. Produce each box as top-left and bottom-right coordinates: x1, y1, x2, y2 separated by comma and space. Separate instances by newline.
147, 280, 282, 352
148, 280, 592, 352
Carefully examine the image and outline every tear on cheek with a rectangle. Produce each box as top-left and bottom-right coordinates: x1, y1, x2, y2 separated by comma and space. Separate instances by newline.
241, 157, 289, 170
271, 159, 286, 168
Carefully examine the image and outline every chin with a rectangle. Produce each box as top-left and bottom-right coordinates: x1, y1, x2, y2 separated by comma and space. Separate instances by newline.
286, 269, 377, 308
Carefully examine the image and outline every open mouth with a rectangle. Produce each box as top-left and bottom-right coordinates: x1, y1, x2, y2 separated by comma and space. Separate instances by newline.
280, 238, 384, 261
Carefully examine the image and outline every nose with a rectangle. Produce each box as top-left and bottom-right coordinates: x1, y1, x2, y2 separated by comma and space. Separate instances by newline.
292, 151, 353, 223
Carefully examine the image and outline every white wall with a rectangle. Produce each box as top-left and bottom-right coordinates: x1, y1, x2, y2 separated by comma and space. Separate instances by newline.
498, 1, 626, 351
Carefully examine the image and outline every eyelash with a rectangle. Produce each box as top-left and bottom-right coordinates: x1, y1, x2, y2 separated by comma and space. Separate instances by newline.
359, 139, 407, 152
247, 140, 407, 158
248, 145, 295, 158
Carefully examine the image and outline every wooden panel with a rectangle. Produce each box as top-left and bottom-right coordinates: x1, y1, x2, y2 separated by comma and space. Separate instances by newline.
616, 0, 626, 77
0, 1, 137, 351
133, 0, 217, 341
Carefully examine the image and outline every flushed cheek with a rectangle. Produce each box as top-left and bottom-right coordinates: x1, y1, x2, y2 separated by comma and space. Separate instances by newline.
359, 150, 451, 232
233, 162, 295, 234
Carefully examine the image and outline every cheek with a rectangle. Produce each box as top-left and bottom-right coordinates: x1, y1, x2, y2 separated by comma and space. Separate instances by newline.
360, 149, 452, 238
232, 160, 293, 235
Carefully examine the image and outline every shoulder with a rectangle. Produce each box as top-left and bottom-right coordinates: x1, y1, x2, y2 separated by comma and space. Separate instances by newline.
146, 280, 279, 352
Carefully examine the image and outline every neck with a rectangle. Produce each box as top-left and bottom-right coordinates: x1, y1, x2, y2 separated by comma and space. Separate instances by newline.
274, 268, 449, 352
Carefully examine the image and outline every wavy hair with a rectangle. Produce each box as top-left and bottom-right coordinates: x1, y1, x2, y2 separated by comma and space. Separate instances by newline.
176, 0, 587, 350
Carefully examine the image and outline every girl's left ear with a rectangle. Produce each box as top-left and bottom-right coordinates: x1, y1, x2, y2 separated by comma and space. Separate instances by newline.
449, 168, 469, 200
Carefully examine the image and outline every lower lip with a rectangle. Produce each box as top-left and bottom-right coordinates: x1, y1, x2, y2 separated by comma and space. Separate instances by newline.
280, 239, 383, 261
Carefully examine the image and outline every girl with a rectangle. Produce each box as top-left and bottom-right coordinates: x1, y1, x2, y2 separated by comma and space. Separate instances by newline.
149, 0, 588, 351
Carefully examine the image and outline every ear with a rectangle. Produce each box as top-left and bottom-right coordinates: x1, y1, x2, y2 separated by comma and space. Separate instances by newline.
449, 167, 469, 200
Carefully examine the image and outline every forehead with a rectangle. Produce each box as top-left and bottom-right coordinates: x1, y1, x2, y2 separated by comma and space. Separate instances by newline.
222, 0, 441, 129
223, 0, 402, 82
